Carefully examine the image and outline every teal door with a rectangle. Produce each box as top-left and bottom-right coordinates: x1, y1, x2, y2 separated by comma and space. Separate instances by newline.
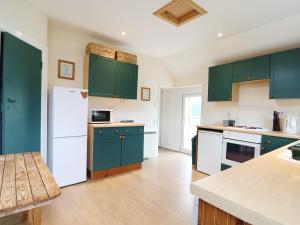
1, 32, 41, 154
270, 48, 300, 99
208, 63, 233, 102
93, 136, 122, 171
115, 61, 138, 99
89, 54, 116, 97
233, 55, 270, 83
121, 135, 144, 166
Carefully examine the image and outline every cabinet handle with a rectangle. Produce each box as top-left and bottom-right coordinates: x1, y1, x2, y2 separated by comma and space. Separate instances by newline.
125, 129, 129, 133
115, 130, 119, 133
98, 130, 103, 134
267, 140, 272, 144
139, 129, 143, 132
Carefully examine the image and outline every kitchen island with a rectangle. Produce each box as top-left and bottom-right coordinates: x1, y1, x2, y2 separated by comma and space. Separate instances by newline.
191, 141, 300, 225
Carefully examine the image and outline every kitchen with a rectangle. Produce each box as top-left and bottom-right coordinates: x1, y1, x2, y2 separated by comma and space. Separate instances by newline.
1, 0, 300, 225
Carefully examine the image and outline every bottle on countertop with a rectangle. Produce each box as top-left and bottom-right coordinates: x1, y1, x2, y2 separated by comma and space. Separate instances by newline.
273, 111, 281, 131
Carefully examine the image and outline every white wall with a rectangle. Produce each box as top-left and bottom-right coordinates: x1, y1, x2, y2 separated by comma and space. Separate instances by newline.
48, 23, 174, 134
175, 72, 300, 130
0, 0, 48, 160
160, 86, 201, 151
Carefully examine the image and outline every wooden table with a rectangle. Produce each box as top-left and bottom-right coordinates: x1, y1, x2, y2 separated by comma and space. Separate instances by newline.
0, 152, 61, 225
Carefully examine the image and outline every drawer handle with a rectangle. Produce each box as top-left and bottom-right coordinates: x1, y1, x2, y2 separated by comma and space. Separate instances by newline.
139, 129, 143, 132
125, 129, 129, 133
115, 130, 119, 133
98, 130, 103, 134
267, 140, 272, 144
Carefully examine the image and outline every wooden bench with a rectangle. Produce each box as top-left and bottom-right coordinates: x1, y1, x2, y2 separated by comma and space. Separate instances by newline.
0, 152, 61, 225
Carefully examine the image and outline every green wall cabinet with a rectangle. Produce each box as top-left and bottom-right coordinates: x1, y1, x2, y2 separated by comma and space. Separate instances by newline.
1, 32, 41, 154
233, 55, 270, 83
270, 48, 300, 99
89, 54, 116, 97
115, 61, 138, 99
88, 54, 139, 99
261, 135, 297, 155
93, 126, 144, 171
208, 63, 233, 102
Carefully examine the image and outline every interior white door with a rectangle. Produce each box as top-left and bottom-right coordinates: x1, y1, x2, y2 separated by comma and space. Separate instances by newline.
52, 136, 87, 187
52, 87, 88, 138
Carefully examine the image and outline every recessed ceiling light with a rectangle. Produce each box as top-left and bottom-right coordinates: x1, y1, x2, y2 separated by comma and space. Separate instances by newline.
121, 31, 126, 36
218, 33, 223, 38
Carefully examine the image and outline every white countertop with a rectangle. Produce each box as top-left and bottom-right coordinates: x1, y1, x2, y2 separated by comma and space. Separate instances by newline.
197, 124, 300, 139
89, 122, 145, 128
191, 141, 300, 225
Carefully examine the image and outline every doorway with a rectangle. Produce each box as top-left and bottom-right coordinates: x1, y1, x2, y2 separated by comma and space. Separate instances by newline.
181, 94, 201, 154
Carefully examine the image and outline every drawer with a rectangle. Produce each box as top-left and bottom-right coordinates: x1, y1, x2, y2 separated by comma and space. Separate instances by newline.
94, 127, 122, 138
121, 126, 144, 136
261, 135, 297, 155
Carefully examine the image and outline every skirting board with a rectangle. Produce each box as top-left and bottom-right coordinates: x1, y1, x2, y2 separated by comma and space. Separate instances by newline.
88, 163, 142, 180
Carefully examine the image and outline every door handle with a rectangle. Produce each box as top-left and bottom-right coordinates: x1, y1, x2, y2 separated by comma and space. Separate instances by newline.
7, 98, 16, 103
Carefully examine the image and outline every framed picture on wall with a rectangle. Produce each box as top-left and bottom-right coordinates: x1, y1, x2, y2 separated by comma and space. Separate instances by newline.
58, 59, 75, 80
141, 87, 151, 101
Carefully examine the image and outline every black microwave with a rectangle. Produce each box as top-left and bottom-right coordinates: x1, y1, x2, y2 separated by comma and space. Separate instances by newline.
88, 109, 114, 123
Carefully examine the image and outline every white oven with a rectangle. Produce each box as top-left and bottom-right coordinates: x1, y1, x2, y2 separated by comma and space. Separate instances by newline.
222, 131, 261, 167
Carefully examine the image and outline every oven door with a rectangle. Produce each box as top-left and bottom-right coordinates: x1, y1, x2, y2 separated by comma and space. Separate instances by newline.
222, 139, 261, 167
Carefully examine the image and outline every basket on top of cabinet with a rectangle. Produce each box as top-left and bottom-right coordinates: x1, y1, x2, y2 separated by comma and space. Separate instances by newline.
86, 42, 115, 59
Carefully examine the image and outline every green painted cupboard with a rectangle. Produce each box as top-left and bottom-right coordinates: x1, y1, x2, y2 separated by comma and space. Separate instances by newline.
233, 55, 270, 83
87, 54, 139, 99
208, 63, 233, 102
89, 54, 116, 97
115, 61, 138, 99
261, 135, 297, 155
92, 126, 144, 171
270, 48, 300, 99
1, 32, 41, 154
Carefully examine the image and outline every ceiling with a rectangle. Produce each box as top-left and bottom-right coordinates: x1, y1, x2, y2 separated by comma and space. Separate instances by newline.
28, 0, 300, 58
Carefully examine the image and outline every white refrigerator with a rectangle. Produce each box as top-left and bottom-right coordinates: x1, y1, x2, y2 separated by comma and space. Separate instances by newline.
49, 86, 88, 187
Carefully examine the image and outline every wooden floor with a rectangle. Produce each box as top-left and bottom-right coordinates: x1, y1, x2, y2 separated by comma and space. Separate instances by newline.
1, 149, 206, 225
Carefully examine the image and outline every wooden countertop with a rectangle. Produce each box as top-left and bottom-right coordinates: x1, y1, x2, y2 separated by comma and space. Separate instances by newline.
89, 122, 145, 128
191, 141, 300, 225
197, 124, 300, 139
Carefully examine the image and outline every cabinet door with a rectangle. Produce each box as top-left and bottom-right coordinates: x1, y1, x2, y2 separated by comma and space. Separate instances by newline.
208, 63, 233, 102
270, 48, 300, 99
1, 32, 41, 154
233, 55, 270, 83
89, 54, 116, 97
121, 135, 144, 166
261, 135, 297, 155
93, 136, 122, 171
115, 61, 138, 99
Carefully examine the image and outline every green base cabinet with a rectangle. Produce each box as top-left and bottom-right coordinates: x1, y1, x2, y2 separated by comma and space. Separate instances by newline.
92, 126, 144, 171
261, 135, 297, 155
233, 55, 270, 83
270, 48, 300, 99
208, 63, 233, 102
122, 134, 144, 165
221, 163, 232, 171
93, 136, 122, 171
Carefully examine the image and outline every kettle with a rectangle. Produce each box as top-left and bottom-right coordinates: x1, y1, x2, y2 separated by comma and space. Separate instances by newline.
283, 116, 300, 134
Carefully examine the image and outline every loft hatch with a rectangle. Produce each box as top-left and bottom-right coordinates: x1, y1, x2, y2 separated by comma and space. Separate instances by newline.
153, 0, 207, 27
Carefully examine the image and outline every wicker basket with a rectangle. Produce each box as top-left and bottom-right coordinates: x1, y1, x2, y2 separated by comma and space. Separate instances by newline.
115, 51, 137, 64
86, 42, 115, 59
